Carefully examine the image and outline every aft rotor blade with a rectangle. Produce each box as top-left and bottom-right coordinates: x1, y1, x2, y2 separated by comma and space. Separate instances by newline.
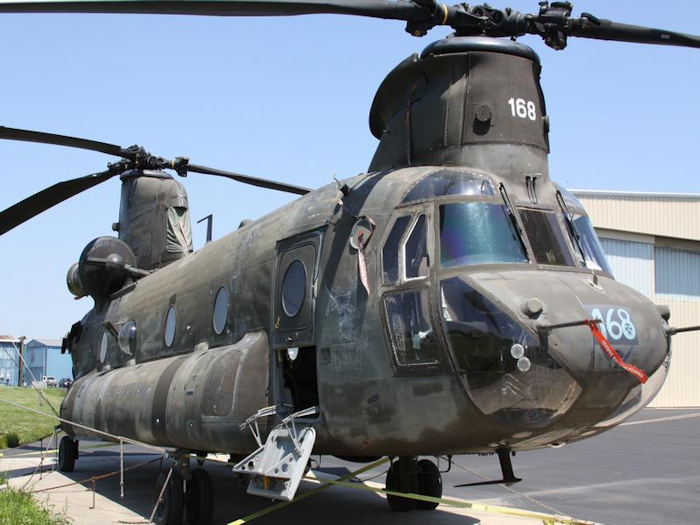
187, 164, 310, 195
0, 0, 429, 20
0, 169, 118, 235
569, 18, 700, 49
0, 126, 127, 158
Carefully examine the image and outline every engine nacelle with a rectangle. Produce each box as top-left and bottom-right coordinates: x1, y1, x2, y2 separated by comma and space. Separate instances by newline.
66, 236, 137, 299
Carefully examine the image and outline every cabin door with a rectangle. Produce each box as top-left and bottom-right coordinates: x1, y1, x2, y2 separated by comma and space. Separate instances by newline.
272, 229, 323, 414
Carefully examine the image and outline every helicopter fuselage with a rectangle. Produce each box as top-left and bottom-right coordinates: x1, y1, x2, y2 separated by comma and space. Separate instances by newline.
60, 162, 670, 457
59, 36, 670, 458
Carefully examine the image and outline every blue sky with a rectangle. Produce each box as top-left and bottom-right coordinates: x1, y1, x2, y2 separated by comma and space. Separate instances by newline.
0, 0, 699, 340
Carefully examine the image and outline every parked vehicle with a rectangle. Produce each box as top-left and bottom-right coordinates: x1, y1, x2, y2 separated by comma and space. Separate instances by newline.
42, 376, 57, 387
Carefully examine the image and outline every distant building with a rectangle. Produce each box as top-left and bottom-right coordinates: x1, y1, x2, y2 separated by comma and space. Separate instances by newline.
573, 190, 700, 407
23, 339, 73, 384
0, 335, 20, 386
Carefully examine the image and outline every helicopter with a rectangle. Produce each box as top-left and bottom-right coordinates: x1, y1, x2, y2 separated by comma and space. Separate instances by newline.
1, 1, 699, 525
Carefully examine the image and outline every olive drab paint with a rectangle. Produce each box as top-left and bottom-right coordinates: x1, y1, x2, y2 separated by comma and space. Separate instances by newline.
56, 38, 671, 458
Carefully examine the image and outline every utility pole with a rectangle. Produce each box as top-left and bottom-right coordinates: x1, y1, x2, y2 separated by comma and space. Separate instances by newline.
17, 336, 25, 387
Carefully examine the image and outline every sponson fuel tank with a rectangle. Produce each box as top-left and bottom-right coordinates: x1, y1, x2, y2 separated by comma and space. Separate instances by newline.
60, 332, 269, 451
369, 37, 549, 181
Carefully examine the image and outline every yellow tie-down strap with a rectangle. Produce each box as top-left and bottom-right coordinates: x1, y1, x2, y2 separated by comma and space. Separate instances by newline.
228, 457, 597, 525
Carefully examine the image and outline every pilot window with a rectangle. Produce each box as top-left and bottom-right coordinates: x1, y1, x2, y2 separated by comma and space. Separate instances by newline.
572, 214, 613, 274
405, 215, 428, 279
439, 202, 527, 267
518, 208, 575, 266
382, 216, 411, 284
384, 289, 439, 366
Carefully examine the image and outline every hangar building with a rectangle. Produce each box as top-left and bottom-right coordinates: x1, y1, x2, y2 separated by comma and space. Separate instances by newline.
573, 190, 700, 407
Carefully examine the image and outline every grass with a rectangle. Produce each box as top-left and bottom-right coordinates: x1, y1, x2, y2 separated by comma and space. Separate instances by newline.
0, 473, 71, 524
0, 387, 66, 449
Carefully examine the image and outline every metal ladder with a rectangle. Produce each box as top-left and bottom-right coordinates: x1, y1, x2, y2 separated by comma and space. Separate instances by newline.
233, 405, 317, 501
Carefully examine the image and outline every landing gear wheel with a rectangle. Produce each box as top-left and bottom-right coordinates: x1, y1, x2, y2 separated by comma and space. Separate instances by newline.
385, 458, 418, 512
416, 459, 442, 510
58, 436, 78, 472
185, 468, 214, 525
153, 469, 184, 525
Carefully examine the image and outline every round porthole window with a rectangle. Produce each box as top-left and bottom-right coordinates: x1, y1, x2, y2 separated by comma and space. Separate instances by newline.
213, 287, 228, 335
282, 260, 306, 318
99, 331, 108, 363
164, 306, 177, 348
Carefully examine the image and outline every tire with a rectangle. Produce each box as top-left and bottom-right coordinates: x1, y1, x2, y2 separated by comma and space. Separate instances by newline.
58, 436, 77, 473
416, 459, 442, 510
185, 468, 215, 525
385, 460, 417, 512
152, 469, 184, 525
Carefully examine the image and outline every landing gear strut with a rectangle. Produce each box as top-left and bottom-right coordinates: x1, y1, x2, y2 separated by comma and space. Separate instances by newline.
385, 457, 442, 512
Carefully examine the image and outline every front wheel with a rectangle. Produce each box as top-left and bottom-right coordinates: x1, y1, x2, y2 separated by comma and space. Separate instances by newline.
416, 459, 442, 510
385, 458, 418, 512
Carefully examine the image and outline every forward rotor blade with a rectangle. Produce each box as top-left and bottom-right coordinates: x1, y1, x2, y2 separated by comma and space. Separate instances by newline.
569, 18, 700, 49
0, 126, 127, 157
187, 163, 310, 195
0, 169, 118, 235
0, 0, 428, 20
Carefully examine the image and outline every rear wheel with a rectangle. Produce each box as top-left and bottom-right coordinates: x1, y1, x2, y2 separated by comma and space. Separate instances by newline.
185, 468, 215, 525
416, 459, 442, 510
153, 469, 184, 525
58, 436, 78, 472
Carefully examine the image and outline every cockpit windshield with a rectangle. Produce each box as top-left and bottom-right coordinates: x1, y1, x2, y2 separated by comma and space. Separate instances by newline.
518, 208, 575, 267
403, 169, 494, 204
439, 202, 528, 267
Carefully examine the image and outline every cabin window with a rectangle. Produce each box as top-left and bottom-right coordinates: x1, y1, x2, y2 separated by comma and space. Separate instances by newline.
117, 321, 137, 356
519, 208, 575, 266
213, 286, 229, 334
439, 202, 527, 267
384, 289, 439, 366
164, 306, 177, 348
382, 216, 411, 284
282, 260, 307, 318
405, 214, 429, 279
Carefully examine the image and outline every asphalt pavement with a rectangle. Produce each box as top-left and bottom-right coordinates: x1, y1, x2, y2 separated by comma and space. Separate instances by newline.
1, 408, 698, 525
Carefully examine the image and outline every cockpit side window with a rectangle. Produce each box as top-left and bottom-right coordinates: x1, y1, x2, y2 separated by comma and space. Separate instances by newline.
382, 216, 411, 284
404, 215, 428, 279
518, 208, 575, 266
439, 202, 528, 267
572, 214, 613, 274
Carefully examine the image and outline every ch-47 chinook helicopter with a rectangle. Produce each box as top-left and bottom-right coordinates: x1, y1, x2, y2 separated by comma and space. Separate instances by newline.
1, 1, 699, 524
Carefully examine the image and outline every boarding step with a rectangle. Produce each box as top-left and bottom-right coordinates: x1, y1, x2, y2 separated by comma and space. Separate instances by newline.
233, 405, 317, 501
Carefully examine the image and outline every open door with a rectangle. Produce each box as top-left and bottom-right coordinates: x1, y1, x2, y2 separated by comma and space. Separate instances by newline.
272, 229, 323, 414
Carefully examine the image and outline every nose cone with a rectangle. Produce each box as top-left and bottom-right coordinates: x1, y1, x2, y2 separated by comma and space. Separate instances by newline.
447, 271, 669, 432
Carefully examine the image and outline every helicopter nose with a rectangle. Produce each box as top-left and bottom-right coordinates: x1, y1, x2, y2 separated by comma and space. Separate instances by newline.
446, 271, 669, 429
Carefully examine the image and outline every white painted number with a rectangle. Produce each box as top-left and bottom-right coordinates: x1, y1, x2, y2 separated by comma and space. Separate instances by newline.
508, 98, 537, 121
590, 307, 637, 341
